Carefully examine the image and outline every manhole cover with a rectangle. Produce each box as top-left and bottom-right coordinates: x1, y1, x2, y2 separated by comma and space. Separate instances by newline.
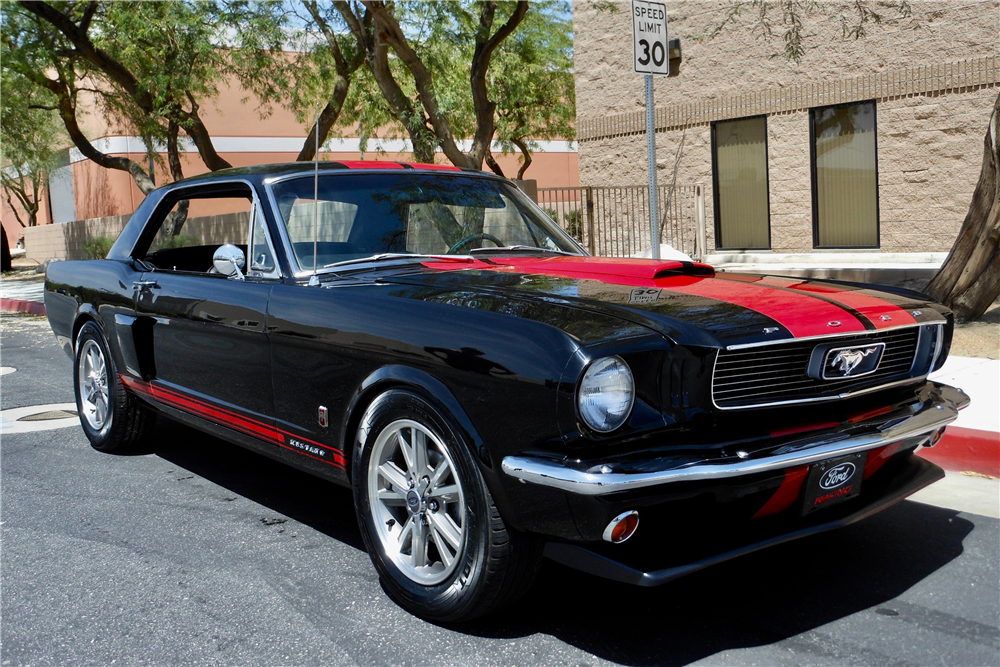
18, 409, 78, 422
1, 403, 81, 434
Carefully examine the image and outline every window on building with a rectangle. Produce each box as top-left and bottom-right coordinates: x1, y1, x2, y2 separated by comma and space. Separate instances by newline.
811, 101, 879, 248
712, 116, 770, 250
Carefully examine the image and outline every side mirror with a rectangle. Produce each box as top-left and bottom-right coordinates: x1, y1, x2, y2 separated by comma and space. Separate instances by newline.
213, 244, 245, 279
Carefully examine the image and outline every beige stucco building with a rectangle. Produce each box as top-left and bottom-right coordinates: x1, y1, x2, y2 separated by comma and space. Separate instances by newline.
573, 0, 999, 259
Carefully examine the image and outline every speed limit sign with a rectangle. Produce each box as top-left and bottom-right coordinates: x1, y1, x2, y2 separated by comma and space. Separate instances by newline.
632, 0, 668, 76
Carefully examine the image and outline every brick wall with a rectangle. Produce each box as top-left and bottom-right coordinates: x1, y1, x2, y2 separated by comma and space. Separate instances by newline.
573, 0, 1000, 254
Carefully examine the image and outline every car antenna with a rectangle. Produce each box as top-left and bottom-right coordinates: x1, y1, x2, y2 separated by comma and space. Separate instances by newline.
309, 102, 321, 287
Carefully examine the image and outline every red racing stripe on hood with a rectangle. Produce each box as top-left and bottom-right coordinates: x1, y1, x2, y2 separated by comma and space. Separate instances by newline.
659, 276, 867, 336
723, 275, 917, 329
424, 256, 866, 337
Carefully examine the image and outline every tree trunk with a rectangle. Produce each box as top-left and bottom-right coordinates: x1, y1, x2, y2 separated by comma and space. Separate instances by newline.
1, 225, 12, 272
926, 91, 1000, 321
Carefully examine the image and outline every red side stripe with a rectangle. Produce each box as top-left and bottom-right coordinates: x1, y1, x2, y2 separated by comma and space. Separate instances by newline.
748, 276, 917, 330
753, 465, 810, 518
120, 376, 345, 467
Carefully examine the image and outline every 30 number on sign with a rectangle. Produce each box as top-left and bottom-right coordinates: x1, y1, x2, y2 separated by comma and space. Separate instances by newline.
632, 0, 668, 76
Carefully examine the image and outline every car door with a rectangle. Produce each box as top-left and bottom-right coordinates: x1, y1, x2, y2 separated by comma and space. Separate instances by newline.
132, 182, 279, 424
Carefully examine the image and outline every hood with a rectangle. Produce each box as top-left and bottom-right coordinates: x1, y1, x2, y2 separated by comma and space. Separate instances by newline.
382, 256, 947, 349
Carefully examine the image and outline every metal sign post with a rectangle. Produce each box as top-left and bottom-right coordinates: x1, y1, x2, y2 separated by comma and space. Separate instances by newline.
632, 0, 668, 260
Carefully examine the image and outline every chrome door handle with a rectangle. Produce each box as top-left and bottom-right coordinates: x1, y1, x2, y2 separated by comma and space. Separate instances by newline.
132, 280, 159, 290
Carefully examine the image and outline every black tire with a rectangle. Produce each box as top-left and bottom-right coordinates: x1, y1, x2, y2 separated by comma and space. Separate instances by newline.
73, 321, 155, 452
353, 389, 541, 623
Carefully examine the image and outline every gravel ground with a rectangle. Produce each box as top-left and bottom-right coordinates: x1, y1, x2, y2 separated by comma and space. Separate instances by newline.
951, 301, 1000, 360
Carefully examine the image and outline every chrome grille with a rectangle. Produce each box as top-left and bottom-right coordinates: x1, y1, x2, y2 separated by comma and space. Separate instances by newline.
712, 327, 923, 409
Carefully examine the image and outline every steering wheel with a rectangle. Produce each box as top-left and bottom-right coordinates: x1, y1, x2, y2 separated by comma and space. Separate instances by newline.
447, 233, 504, 254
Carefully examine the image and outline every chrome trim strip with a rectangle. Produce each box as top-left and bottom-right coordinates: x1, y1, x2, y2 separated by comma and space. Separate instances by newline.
929, 323, 945, 371
501, 383, 967, 496
724, 321, 944, 351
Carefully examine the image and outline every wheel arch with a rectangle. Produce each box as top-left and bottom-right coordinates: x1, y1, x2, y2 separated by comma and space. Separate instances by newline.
340, 365, 490, 478
71, 305, 103, 348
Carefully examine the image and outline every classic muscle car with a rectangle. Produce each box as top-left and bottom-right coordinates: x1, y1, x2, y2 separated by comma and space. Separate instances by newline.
46, 161, 968, 622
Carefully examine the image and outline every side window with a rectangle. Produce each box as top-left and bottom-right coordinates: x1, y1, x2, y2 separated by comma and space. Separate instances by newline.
143, 195, 251, 273
248, 204, 277, 276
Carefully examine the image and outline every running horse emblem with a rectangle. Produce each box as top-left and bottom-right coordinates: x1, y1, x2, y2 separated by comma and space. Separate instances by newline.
830, 347, 879, 376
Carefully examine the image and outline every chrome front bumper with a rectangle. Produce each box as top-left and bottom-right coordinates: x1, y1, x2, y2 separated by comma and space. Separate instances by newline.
502, 382, 969, 496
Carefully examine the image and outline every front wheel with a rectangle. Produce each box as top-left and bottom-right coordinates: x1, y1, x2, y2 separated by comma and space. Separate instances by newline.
74, 321, 154, 452
353, 389, 540, 622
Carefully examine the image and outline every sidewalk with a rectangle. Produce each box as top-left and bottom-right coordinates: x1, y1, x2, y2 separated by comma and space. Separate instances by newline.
919, 355, 1000, 478
0, 275, 46, 315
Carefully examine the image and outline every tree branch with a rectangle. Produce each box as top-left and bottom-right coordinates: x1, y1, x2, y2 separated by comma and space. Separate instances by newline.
177, 93, 232, 171
298, 0, 364, 161
484, 148, 505, 177
338, 1, 436, 163
362, 0, 469, 167
512, 137, 532, 180
468, 1, 528, 168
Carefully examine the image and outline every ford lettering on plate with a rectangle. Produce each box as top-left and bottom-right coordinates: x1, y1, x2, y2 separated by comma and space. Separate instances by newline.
802, 453, 867, 515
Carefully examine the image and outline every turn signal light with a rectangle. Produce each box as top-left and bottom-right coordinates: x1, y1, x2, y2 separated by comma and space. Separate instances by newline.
929, 427, 946, 447
603, 510, 639, 544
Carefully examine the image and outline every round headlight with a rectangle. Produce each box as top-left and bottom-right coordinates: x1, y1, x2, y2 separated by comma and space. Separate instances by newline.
578, 356, 635, 433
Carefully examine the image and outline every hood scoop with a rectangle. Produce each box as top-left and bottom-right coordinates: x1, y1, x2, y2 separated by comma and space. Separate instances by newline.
481, 256, 715, 281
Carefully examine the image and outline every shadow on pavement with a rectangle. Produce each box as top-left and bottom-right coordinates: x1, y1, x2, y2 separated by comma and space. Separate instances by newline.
140, 416, 365, 551
465, 501, 974, 666
137, 415, 975, 666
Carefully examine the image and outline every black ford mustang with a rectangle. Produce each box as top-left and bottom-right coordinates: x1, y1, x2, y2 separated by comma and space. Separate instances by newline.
46, 162, 968, 621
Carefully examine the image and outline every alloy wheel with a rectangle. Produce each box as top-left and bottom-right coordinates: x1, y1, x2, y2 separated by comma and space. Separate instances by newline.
78, 339, 110, 431
368, 419, 466, 586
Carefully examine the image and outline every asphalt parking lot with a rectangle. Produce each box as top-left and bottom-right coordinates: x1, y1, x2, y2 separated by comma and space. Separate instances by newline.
2, 314, 998, 667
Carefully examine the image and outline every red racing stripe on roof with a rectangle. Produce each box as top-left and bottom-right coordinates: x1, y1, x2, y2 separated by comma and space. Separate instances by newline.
336, 161, 405, 169
406, 162, 462, 171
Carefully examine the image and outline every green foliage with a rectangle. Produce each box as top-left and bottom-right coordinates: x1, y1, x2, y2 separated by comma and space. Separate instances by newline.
491, 3, 576, 165
564, 209, 583, 240
81, 236, 116, 260
150, 234, 197, 252
2, 1, 291, 183
322, 1, 575, 173
0, 59, 63, 228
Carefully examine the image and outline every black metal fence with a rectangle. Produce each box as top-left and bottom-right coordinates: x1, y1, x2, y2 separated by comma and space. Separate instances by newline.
537, 184, 706, 259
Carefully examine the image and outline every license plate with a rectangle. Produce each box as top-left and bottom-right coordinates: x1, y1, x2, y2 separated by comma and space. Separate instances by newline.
801, 452, 867, 515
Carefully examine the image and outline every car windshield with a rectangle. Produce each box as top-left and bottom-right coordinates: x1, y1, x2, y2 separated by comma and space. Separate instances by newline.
268, 172, 583, 272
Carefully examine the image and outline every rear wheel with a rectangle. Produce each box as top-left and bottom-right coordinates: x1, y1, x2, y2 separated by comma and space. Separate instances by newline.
74, 321, 154, 452
353, 389, 541, 622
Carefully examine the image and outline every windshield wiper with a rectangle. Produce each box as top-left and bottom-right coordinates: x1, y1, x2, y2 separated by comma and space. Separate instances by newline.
469, 245, 579, 256
322, 253, 472, 269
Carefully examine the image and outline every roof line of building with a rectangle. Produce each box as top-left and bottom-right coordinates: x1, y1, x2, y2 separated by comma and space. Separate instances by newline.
66, 137, 578, 164
579, 54, 1000, 141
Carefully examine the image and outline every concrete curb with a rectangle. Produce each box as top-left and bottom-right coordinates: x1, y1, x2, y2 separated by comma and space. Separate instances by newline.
0, 298, 46, 316
918, 426, 999, 478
